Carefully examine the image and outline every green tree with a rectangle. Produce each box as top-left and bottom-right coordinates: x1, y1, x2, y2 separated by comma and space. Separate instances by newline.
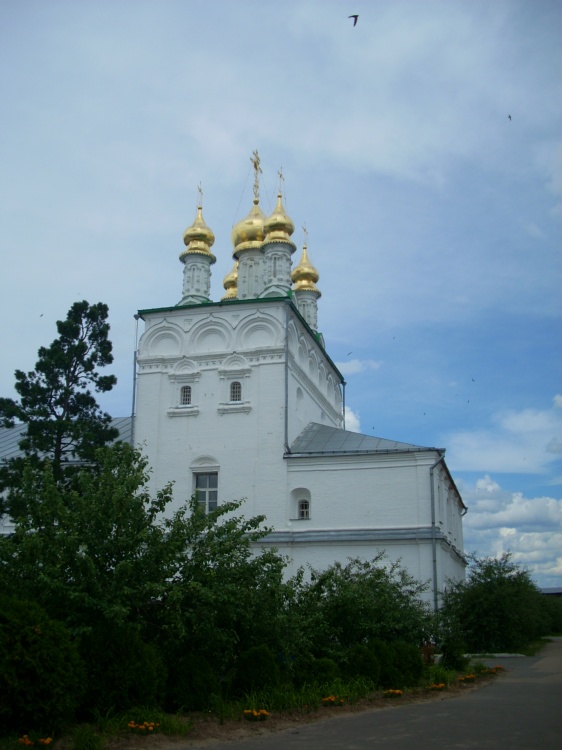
0, 443, 176, 633
291, 557, 431, 664
440, 553, 550, 652
0, 301, 118, 510
0, 442, 289, 678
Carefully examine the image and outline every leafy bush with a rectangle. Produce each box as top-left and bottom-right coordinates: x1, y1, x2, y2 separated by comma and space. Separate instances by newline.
390, 641, 424, 686
293, 655, 340, 687
343, 644, 380, 683
293, 557, 431, 664
165, 651, 220, 712
368, 640, 401, 688
441, 554, 549, 653
234, 644, 280, 696
78, 622, 167, 717
0, 596, 85, 733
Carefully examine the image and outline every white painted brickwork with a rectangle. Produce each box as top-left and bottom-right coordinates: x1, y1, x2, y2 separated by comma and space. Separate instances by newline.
134, 297, 466, 608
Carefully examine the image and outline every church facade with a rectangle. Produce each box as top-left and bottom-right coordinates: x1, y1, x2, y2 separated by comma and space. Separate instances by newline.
133, 155, 467, 610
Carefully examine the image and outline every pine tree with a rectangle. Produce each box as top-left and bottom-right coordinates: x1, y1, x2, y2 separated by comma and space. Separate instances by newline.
0, 301, 119, 512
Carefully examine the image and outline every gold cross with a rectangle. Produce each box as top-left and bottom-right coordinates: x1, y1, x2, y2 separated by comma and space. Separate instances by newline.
251, 149, 262, 201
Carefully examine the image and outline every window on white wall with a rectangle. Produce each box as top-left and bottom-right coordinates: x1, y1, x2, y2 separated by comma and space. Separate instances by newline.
195, 473, 218, 513
298, 499, 310, 519
291, 488, 311, 520
230, 381, 242, 402
180, 385, 192, 405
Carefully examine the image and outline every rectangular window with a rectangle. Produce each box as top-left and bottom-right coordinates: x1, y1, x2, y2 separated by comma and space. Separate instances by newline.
195, 472, 218, 513
298, 499, 310, 519
230, 381, 242, 402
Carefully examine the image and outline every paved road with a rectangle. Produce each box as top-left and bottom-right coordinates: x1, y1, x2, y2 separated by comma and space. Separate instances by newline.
187, 637, 562, 749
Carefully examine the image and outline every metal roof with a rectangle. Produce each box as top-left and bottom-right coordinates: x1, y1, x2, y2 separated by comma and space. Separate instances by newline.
0, 417, 133, 463
287, 422, 438, 456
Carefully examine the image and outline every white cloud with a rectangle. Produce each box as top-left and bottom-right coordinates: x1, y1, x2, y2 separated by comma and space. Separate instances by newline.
460, 475, 562, 586
335, 359, 382, 376
344, 407, 361, 433
446, 398, 562, 473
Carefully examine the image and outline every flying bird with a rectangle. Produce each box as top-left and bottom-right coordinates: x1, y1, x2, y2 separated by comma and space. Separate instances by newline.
349, 15, 359, 26
508, 114, 512, 120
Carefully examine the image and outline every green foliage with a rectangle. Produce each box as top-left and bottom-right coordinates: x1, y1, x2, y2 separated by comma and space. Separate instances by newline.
291, 557, 431, 664
342, 643, 380, 683
425, 664, 457, 687
234, 645, 280, 696
165, 652, 220, 712
0, 441, 290, 711
156, 495, 289, 678
293, 656, 341, 687
0, 596, 85, 733
542, 596, 562, 634
70, 725, 104, 750
441, 553, 550, 653
390, 641, 424, 686
78, 622, 167, 717
367, 639, 401, 688
0, 443, 177, 633
0, 301, 118, 509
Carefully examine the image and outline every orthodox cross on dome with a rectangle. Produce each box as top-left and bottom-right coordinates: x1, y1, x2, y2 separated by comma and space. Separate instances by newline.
197, 182, 203, 209
302, 224, 308, 245
250, 149, 262, 202
277, 167, 285, 195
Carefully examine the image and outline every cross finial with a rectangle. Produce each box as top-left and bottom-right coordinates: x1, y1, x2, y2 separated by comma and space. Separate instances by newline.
302, 224, 308, 246
251, 149, 262, 201
277, 167, 285, 195
197, 182, 203, 209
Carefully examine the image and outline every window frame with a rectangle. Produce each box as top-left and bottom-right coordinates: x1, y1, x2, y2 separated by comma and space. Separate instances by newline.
229, 380, 242, 402
194, 471, 218, 514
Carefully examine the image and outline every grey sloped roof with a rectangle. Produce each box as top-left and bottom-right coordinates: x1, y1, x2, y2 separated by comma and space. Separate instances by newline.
0, 417, 133, 462
288, 422, 438, 456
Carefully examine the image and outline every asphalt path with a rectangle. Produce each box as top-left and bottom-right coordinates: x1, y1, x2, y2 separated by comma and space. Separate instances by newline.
187, 637, 562, 750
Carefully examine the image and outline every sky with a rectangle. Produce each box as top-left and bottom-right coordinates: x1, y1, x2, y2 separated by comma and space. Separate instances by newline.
1, 0, 560, 588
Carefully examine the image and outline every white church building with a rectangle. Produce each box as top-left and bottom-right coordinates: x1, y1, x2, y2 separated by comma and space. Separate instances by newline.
133, 156, 467, 610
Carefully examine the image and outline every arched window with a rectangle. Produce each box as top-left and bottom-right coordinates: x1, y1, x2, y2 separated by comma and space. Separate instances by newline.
298, 499, 310, 519
230, 381, 242, 402
180, 385, 192, 406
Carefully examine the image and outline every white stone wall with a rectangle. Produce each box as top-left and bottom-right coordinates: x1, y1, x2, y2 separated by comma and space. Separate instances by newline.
134, 299, 343, 519
134, 297, 466, 605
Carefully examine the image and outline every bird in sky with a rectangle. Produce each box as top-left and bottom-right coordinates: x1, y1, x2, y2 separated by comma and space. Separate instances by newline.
508, 114, 512, 120
349, 15, 359, 26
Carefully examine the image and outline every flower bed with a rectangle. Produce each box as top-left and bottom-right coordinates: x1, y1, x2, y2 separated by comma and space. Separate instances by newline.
243, 709, 269, 722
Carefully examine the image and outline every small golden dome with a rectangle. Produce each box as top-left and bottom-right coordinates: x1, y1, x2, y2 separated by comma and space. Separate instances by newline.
291, 243, 321, 296
231, 199, 267, 258
180, 206, 216, 263
263, 192, 295, 246
222, 260, 238, 300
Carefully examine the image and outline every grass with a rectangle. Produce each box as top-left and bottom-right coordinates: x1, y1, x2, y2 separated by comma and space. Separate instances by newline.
231, 676, 378, 715
0, 659, 516, 749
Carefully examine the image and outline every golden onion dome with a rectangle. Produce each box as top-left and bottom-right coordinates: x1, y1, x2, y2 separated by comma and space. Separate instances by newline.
231, 198, 267, 258
222, 260, 238, 300
180, 206, 216, 263
263, 192, 295, 246
291, 243, 321, 296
